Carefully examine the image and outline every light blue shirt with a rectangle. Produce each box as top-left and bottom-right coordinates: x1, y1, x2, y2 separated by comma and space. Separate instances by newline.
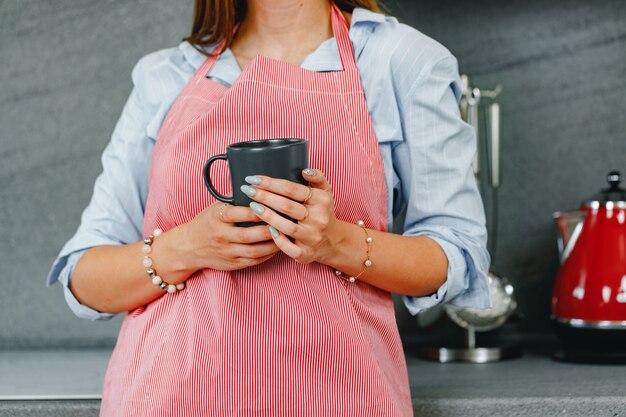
47, 8, 491, 320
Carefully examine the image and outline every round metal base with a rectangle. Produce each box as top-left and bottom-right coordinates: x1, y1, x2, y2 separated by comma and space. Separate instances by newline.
418, 343, 523, 363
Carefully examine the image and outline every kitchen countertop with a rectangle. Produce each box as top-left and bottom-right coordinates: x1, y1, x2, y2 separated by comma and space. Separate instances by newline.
404, 341, 626, 416
1, 339, 625, 417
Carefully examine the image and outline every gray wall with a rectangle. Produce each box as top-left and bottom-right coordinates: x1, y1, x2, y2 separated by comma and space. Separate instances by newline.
1, 0, 193, 347
1, 0, 625, 348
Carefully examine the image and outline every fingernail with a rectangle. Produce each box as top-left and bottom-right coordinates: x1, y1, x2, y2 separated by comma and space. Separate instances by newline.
245, 175, 261, 185
240, 185, 256, 197
269, 226, 279, 239
249, 202, 264, 215
303, 168, 315, 176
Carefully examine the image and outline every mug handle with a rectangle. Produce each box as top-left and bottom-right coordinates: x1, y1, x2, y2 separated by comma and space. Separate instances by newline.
203, 154, 234, 204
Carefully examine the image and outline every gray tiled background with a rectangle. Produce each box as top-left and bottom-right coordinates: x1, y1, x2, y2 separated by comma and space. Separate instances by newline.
1, 0, 625, 348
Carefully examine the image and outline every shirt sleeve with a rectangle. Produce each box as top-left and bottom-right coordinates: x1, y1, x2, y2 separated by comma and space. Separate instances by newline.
46, 60, 157, 321
395, 55, 491, 315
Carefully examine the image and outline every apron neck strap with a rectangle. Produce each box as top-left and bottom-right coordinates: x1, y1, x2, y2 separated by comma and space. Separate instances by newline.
330, 2, 358, 73
195, 45, 224, 81
194, 20, 239, 79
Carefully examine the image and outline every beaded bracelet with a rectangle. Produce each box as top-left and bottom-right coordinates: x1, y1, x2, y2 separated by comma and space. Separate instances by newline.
335, 220, 373, 283
142, 228, 185, 293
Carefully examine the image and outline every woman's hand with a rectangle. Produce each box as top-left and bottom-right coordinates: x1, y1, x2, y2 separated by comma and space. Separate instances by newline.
240, 169, 340, 264
71, 202, 280, 314
203, 169, 448, 297
177, 201, 280, 273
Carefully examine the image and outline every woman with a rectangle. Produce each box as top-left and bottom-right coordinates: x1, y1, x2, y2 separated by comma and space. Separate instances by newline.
48, 0, 490, 415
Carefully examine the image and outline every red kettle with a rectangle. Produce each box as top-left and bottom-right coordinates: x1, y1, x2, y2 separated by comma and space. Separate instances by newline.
552, 171, 626, 358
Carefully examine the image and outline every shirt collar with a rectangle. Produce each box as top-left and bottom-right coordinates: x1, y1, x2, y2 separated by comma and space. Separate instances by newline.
351, 7, 387, 25
179, 7, 387, 82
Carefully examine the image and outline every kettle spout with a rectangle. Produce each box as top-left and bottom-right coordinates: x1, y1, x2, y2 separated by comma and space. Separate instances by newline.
552, 210, 586, 264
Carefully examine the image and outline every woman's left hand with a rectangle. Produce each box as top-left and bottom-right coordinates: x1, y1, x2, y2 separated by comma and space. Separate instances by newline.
240, 169, 339, 263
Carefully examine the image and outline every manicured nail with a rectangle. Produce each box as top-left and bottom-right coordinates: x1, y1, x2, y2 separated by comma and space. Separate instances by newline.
249, 202, 264, 215
245, 175, 261, 185
240, 185, 256, 197
303, 168, 315, 176
269, 226, 279, 239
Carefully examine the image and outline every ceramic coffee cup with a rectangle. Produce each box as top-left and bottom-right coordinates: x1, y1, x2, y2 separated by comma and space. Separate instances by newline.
203, 138, 309, 211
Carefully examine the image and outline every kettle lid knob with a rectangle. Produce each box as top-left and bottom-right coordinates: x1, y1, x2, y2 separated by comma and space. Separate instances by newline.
585, 170, 626, 206
607, 170, 621, 190
598, 170, 626, 204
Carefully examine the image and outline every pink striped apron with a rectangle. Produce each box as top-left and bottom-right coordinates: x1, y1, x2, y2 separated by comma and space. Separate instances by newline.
100, 5, 412, 416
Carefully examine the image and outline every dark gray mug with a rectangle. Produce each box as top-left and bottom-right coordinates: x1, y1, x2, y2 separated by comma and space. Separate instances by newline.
203, 138, 309, 209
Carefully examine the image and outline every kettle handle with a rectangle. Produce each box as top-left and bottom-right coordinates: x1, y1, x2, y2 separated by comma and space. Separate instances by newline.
553, 210, 586, 264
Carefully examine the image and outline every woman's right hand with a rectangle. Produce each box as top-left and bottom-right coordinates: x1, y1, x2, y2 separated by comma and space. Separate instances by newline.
177, 202, 280, 273
71, 202, 277, 314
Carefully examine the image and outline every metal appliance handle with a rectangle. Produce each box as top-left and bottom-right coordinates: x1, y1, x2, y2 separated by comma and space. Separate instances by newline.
489, 102, 501, 188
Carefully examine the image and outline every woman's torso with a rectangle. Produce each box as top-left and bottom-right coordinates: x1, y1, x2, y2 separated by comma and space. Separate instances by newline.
99, 6, 417, 416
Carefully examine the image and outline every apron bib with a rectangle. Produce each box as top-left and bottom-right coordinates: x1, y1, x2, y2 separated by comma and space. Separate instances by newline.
100, 5, 412, 416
